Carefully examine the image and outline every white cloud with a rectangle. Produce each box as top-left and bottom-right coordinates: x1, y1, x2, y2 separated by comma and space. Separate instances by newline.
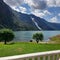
31, 10, 45, 18
50, 16, 58, 23
19, 7, 27, 13
4, 0, 27, 13
25, 0, 60, 9
13, 6, 27, 13
47, 0, 60, 7
58, 13, 60, 16
4, 0, 47, 10
4, 0, 60, 11
3, 0, 60, 14
24, 0, 47, 10
4, 0, 24, 7
12, 7, 20, 12
31, 9, 52, 18
24, 0, 34, 6
47, 0, 56, 7
43, 10, 51, 15
56, 0, 60, 7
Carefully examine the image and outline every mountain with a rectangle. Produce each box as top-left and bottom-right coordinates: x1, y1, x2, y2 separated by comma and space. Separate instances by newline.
30, 14, 60, 30
12, 10, 38, 30
13, 12, 60, 30
0, 0, 38, 31
0, 0, 20, 31
0, 0, 60, 30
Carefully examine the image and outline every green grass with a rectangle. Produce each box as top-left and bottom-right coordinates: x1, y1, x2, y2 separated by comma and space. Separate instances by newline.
0, 42, 60, 57
50, 34, 60, 43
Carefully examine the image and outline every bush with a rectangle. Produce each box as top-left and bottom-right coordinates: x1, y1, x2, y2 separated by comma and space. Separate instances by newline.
0, 29, 14, 44
30, 40, 33, 42
32, 32, 43, 43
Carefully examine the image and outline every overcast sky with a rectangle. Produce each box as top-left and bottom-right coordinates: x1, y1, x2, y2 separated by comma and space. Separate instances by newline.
3, 0, 60, 23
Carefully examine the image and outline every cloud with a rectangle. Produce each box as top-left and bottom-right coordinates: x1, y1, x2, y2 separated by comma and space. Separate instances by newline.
24, 0, 47, 10
25, 0, 60, 10
56, 0, 60, 7
58, 13, 60, 16
4, 0, 24, 7
31, 9, 52, 18
43, 10, 51, 15
47, 0, 60, 7
31, 10, 45, 18
47, 0, 56, 7
19, 7, 27, 13
12, 6, 27, 13
4, 0, 60, 11
50, 16, 58, 23
4, 0, 27, 13
4, 0, 60, 13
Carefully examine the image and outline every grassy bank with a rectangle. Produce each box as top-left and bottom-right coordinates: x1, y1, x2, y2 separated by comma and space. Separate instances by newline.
49, 34, 60, 43
0, 42, 60, 57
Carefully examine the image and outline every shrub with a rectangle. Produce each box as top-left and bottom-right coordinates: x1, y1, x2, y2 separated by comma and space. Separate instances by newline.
30, 40, 33, 42
32, 32, 43, 43
0, 29, 14, 44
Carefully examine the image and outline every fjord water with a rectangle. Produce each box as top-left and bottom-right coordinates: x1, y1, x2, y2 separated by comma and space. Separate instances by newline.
14, 31, 60, 42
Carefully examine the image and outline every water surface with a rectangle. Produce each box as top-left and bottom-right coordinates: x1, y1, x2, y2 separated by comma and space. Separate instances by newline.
14, 31, 60, 42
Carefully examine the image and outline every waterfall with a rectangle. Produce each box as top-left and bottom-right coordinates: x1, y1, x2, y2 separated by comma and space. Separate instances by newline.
31, 18, 42, 30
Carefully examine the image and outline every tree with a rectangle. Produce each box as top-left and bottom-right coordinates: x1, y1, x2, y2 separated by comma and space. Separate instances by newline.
32, 32, 43, 43
0, 29, 14, 44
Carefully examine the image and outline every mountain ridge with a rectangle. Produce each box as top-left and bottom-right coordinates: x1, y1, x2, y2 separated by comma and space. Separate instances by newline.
0, 0, 60, 30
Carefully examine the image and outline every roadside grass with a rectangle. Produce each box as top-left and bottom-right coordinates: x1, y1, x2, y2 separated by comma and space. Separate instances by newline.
0, 42, 60, 57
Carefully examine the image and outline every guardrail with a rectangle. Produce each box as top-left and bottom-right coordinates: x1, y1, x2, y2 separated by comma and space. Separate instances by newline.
0, 50, 60, 60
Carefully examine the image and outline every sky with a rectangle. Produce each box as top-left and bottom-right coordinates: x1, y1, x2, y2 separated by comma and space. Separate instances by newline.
3, 0, 60, 23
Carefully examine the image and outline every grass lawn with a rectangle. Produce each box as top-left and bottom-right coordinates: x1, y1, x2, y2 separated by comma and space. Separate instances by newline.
0, 42, 60, 57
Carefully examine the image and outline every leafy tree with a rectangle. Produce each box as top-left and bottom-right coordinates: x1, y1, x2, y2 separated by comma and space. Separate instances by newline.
0, 29, 14, 44
33, 32, 43, 43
